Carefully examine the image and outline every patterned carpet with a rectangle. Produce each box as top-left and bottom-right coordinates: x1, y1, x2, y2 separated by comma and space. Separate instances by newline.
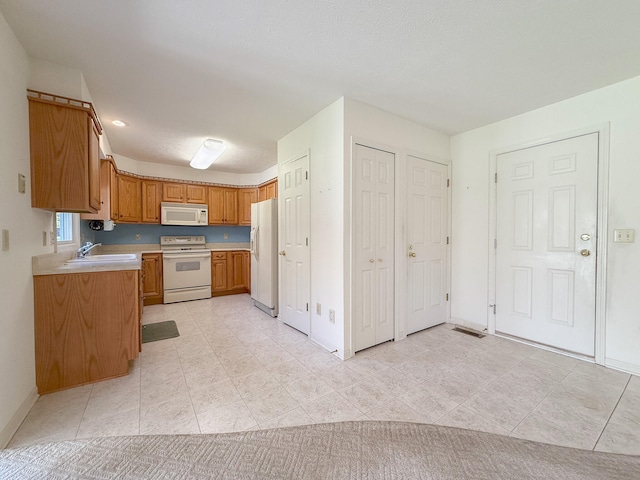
1, 421, 638, 479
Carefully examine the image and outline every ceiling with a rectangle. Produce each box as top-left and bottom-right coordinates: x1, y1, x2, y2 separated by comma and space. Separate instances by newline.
2, 1, 640, 174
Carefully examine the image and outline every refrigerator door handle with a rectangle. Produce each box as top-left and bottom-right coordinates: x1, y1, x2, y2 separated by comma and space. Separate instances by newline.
251, 226, 259, 259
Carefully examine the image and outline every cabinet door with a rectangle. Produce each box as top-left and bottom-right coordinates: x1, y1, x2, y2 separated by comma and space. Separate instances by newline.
142, 253, 163, 304
238, 188, 257, 226
81, 159, 112, 221
186, 184, 207, 204
162, 182, 185, 202
109, 162, 118, 221
243, 251, 251, 292
227, 251, 245, 290
258, 185, 267, 202
116, 175, 141, 222
211, 253, 228, 292
88, 119, 101, 211
266, 180, 278, 199
224, 188, 239, 224
141, 181, 162, 223
208, 187, 225, 224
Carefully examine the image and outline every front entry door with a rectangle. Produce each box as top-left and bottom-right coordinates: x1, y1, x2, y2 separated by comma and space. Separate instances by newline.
495, 133, 598, 356
406, 156, 448, 335
279, 153, 310, 335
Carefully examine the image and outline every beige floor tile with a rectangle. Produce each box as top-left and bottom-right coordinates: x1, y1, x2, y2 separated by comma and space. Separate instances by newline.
435, 405, 510, 436
319, 364, 365, 391
265, 359, 313, 386
77, 407, 139, 439
232, 370, 282, 398
243, 389, 299, 424
140, 397, 199, 435
369, 367, 422, 396
259, 407, 314, 429
339, 381, 394, 414
82, 385, 140, 422
571, 361, 631, 388
189, 379, 243, 414
303, 392, 363, 423
528, 349, 579, 370
196, 400, 258, 434
365, 398, 430, 424
284, 375, 335, 403
343, 355, 388, 376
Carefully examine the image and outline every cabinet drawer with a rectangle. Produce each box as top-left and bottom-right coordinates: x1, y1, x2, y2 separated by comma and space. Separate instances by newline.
211, 252, 227, 261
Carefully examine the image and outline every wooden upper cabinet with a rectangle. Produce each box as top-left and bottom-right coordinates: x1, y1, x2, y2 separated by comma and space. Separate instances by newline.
27, 90, 102, 212
81, 159, 113, 221
162, 182, 185, 203
238, 188, 257, 226
258, 179, 278, 202
116, 174, 141, 223
141, 180, 162, 223
186, 184, 207, 204
208, 186, 238, 224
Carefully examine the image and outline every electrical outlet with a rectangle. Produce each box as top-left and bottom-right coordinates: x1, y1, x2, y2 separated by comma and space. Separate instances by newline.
224, 233, 229, 239
18, 174, 26, 194
329, 309, 335, 324
135, 234, 141, 240
316, 303, 321, 315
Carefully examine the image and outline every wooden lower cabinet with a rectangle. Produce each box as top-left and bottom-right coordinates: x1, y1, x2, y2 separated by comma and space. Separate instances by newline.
211, 250, 250, 296
142, 253, 163, 305
34, 270, 140, 394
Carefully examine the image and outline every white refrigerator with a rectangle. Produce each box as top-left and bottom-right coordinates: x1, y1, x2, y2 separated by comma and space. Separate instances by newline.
250, 198, 278, 317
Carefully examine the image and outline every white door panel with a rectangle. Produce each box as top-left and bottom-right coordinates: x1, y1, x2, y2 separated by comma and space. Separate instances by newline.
496, 133, 598, 356
279, 154, 310, 335
407, 157, 448, 335
354, 144, 395, 352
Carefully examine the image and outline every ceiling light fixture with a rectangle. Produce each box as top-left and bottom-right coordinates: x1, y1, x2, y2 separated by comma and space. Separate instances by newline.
190, 139, 226, 170
112, 120, 128, 127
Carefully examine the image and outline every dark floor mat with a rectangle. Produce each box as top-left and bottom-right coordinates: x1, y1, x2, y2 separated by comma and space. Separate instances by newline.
142, 321, 180, 343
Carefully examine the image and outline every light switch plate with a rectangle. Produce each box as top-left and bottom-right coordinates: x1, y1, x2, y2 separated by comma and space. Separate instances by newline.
614, 229, 635, 243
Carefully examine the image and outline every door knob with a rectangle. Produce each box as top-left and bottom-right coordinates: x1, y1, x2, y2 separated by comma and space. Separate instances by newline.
580, 234, 591, 241
369, 259, 375, 263
409, 252, 416, 257
279, 250, 286, 256
378, 258, 383, 262
580, 249, 591, 257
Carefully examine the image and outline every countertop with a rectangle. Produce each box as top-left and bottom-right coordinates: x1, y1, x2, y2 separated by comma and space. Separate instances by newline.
32, 243, 251, 276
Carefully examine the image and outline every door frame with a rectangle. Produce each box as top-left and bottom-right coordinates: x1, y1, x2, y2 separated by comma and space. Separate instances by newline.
488, 124, 610, 364
400, 151, 452, 340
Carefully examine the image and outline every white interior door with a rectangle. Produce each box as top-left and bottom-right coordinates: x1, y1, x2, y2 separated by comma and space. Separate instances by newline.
353, 144, 395, 352
496, 133, 598, 356
279, 153, 310, 335
407, 156, 448, 335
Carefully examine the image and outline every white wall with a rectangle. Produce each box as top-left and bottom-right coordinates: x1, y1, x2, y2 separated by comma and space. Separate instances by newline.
113, 154, 277, 186
0, 14, 54, 447
451, 75, 640, 374
278, 97, 451, 358
277, 98, 345, 352
343, 99, 451, 357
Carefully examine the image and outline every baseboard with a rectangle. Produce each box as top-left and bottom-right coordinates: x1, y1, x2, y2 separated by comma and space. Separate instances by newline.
0, 387, 38, 449
605, 357, 640, 376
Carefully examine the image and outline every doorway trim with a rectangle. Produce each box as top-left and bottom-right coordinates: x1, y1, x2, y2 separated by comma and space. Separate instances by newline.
488, 124, 610, 365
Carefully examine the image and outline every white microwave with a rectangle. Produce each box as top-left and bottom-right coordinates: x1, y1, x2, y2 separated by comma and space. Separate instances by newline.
161, 202, 208, 226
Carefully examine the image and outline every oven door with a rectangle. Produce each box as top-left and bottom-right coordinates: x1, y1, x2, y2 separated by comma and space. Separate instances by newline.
162, 251, 212, 290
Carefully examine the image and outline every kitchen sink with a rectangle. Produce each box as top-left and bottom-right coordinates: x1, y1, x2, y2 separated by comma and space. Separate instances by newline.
66, 254, 138, 263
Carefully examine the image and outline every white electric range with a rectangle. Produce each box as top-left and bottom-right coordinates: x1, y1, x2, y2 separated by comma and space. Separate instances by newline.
160, 235, 211, 304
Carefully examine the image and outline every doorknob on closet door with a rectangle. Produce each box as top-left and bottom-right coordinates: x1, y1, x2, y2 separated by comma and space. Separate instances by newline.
369, 259, 375, 263
279, 250, 286, 256
378, 258, 383, 262
409, 252, 416, 257
580, 249, 591, 257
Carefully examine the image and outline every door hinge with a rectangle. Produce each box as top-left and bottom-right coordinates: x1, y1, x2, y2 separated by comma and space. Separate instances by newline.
306, 303, 309, 312
489, 304, 496, 315
306, 171, 309, 180
494, 173, 498, 183
446, 293, 449, 301
447, 178, 450, 187
494, 238, 497, 249
306, 237, 309, 246
446, 236, 450, 245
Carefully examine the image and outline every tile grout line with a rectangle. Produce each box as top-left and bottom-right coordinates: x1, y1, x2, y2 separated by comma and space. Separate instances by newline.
592, 375, 632, 452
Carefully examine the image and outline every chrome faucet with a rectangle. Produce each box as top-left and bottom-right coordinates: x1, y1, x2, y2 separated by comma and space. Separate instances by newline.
76, 242, 102, 258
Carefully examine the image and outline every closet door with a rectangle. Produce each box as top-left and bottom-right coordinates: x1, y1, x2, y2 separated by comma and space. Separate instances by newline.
353, 144, 395, 352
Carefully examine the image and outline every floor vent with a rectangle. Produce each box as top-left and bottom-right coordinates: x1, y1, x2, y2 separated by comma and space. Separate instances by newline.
453, 325, 486, 338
